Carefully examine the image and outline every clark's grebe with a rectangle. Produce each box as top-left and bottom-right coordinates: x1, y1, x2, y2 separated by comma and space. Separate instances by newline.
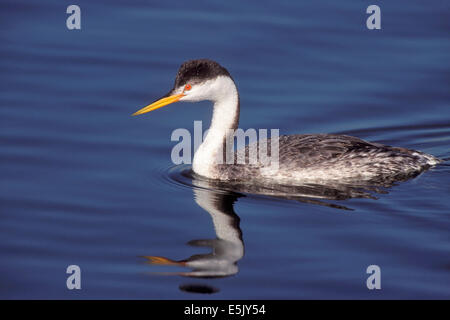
133, 59, 440, 184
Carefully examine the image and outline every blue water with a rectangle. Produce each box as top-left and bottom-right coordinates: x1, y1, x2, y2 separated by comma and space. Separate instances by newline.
1, 0, 449, 299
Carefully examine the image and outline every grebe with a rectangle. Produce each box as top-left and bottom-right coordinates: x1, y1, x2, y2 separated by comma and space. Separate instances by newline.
133, 59, 440, 184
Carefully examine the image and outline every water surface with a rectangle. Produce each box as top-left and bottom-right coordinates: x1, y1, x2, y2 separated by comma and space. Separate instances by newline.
0, 0, 449, 299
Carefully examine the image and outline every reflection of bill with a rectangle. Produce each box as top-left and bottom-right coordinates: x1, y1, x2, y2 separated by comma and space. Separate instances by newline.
144, 186, 244, 278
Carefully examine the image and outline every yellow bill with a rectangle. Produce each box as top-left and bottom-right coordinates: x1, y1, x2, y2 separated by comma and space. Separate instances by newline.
132, 93, 184, 116
143, 256, 186, 266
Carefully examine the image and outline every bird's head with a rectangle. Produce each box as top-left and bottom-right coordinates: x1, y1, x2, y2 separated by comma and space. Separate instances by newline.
133, 59, 235, 116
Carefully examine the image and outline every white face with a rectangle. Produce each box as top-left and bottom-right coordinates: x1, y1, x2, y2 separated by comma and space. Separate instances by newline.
175, 76, 236, 103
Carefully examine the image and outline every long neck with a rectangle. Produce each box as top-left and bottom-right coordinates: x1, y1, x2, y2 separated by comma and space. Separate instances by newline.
192, 78, 239, 179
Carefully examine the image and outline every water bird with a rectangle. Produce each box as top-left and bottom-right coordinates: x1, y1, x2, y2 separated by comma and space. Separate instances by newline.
133, 59, 440, 184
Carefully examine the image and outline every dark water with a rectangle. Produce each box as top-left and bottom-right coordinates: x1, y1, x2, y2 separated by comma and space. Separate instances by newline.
1, 0, 449, 299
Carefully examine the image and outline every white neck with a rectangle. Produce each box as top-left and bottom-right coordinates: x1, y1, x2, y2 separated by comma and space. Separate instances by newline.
192, 76, 239, 178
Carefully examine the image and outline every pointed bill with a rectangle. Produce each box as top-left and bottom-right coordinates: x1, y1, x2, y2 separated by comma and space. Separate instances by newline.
132, 93, 184, 116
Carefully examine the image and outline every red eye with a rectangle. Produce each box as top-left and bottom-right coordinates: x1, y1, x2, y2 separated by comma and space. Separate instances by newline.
184, 84, 192, 91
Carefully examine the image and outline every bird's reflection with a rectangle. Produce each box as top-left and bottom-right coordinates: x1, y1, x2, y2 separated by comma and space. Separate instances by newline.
144, 185, 243, 279
143, 169, 425, 293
